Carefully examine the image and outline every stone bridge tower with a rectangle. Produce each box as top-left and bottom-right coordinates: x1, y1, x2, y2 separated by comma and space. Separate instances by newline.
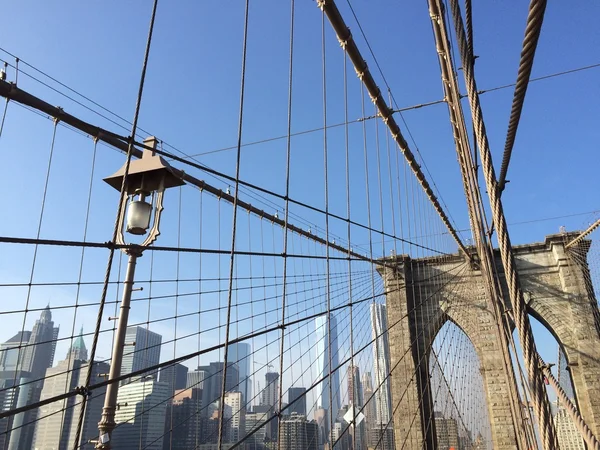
379, 233, 600, 449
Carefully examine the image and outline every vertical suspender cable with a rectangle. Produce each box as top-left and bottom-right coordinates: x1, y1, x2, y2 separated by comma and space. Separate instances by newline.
276, 2, 295, 447
217, 0, 250, 447
84, 0, 160, 446
320, 8, 335, 447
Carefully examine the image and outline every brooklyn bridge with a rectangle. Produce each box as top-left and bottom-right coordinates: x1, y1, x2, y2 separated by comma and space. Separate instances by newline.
0, 1, 598, 449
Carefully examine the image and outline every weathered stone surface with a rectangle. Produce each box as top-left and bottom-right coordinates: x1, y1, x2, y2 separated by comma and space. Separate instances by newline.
379, 233, 600, 449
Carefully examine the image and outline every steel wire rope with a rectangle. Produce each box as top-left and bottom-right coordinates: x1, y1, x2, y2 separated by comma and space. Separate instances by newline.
316, 0, 467, 256
0, 97, 8, 139
185, 276, 377, 449
275, 1, 296, 447
73, 1, 160, 447
6, 118, 59, 446
429, 0, 532, 443
416, 194, 441, 449
0, 252, 463, 424
447, 0, 559, 447
319, 6, 337, 446
341, 41, 359, 450
0, 271, 378, 400
359, 79, 387, 449
498, 0, 548, 193
342, 262, 471, 450
342, 0, 467, 245
147, 289, 376, 449
4, 297, 375, 450
240, 253, 464, 446
389, 264, 471, 450
62, 137, 98, 449
0, 79, 447, 264
99, 270, 373, 448
232, 262, 469, 450
138, 289, 375, 450
0, 86, 453, 261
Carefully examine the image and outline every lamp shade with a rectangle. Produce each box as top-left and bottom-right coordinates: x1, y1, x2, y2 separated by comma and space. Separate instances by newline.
126, 199, 152, 235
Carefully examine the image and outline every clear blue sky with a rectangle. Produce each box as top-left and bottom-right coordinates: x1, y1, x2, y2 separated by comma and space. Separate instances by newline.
0, 0, 598, 419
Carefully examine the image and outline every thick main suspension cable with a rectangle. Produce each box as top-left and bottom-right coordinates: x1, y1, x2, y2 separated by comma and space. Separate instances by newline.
446, 0, 559, 448
566, 217, 600, 249
427, 1, 531, 446
498, 0, 548, 193
316, 0, 468, 257
0, 79, 438, 262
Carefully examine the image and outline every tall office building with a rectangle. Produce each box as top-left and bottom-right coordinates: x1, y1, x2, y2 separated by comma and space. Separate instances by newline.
164, 389, 202, 450
0, 331, 31, 450
32, 333, 109, 450
0, 331, 31, 371
226, 342, 251, 407
555, 346, 584, 450
245, 410, 268, 450
160, 363, 189, 450
347, 365, 363, 407
361, 371, 377, 447
315, 314, 341, 416
555, 408, 585, 450
199, 362, 240, 417
113, 379, 170, 450
187, 366, 210, 390
260, 372, 279, 409
5, 306, 59, 450
434, 413, 459, 449
224, 391, 245, 443
160, 363, 188, 393
287, 387, 307, 416
370, 303, 392, 426
121, 326, 162, 382
20, 306, 60, 378
280, 413, 319, 450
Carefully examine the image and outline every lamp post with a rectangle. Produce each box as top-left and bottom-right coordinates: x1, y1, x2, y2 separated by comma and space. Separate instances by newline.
95, 137, 184, 449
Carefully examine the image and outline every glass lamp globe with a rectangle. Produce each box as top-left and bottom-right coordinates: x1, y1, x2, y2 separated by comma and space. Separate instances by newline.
126, 198, 152, 235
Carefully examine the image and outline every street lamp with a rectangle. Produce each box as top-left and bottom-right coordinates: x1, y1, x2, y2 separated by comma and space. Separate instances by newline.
95, 136, 184, 449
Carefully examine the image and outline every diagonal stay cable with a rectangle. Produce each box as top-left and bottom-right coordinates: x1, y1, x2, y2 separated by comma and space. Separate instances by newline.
316, 0, 468, 257
498, 0, 548, 193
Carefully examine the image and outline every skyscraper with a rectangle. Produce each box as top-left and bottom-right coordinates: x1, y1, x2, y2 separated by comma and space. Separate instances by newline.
245, 410, 268, 450
187, 366, 210, 390
287, 387, 307, 416
226, 342, 251, 407
160, 363, 188, 394
261, 372, 279, 409
161, 363, 189, 450
361, 371, 377, 447
20, 306, 60, 378
0, 331, 31, 371
315, 314, 340, 416
347, 365, 363, 407
32, 333, 109, 450
555, 347, 584, 449
121, 326, 162, 382
280, 413, 319, 450
223, 391, 245, 443
370, 303, 392, 426
555, 408, 585, 450
199, 362, 240, 417
113, 379, 170, 450
4, 306, 59, 450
